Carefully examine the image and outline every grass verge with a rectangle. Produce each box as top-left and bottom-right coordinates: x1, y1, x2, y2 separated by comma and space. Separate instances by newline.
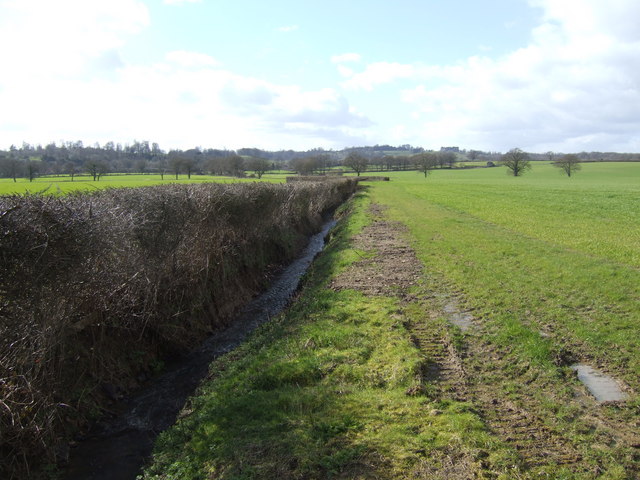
141, 192, 516, 480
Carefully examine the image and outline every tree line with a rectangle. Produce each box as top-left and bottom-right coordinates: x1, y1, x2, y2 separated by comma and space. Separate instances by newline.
0, 140, 634, 182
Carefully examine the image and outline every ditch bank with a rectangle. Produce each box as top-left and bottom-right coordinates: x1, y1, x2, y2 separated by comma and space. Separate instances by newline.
63, 218, 337, 480
0, 179, 356, 479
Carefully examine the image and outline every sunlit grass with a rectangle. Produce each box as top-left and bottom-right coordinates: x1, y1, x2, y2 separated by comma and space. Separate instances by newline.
141, 165, 640, 478
142, 193, 515, 480
0, 173, 288, 195
369, 162, 640, 387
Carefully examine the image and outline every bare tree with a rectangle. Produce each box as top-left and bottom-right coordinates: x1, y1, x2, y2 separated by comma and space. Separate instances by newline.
25, 161, 39, 182
182, 156, 196, 179
135, 158, 147, 174
157, 157, 167, 180
247, 157, 270, 179
502, 148, 531, 177
438, 151, 457, 168
223, 154, 245, 177
85, 158, 108, 181
291, 156, 319, 175
168, 155, 183, 180
0, 155, 21, 182
64, 162, 77, 181
413, 152, 438, 178
467, 150, 481, 162
343, 152, 368, 176
553, 153, 581, 177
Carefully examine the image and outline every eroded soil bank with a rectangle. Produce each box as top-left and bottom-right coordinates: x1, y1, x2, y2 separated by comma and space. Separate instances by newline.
63, 219, 337, 480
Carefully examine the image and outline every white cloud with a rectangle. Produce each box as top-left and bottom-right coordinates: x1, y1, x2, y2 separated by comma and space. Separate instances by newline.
165, 50, 220, 69
0, 0, 374, 150
0, 0, 149, 79
336, 66, 355, 78
341, 62, 422, 91
277, 25, 299, 33
343, 0, 640, 151
2, 0, 640, 152
331, 53, 362, 64
163, 0, 202, 5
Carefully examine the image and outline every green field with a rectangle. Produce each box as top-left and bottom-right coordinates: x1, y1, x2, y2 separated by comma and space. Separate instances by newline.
366, 163, 639, 384
142, 162, 640, 479
0, 172, 288, 195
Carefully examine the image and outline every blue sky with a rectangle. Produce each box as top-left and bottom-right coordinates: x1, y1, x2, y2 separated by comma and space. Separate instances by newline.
1, 0, 639, 152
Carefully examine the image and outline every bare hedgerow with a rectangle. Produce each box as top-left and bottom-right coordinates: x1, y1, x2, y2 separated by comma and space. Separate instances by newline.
0, 179, 356, 478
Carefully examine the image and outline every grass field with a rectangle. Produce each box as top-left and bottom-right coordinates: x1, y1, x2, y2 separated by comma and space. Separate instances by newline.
141, 162, 639, 479
370, 163, 640, 374
0, 172, 288, 195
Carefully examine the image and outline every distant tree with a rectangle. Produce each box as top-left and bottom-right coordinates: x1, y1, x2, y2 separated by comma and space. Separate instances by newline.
343, 152, 368, 176
182, 156, 196, 179
247, 157, 270, 179
502, 148, 531, 177
546, 151, 555, 162
64, 162, 78, 181
85, 159, 108, 181
291, 156, 319, 175
135, 158, 147, 174
157, 157, 167, 180
0, 155, 21, 182
553, 153, 581, 177
309, 153, 330, 174
182, 149, 202, 179
467, 150, 481, 162
168, 155, 183, 180
413, 152, 438, 178
439, 151, 457, 168
25, 160, 39, 182
381, 155, 395, 171
223, 154, 245, 177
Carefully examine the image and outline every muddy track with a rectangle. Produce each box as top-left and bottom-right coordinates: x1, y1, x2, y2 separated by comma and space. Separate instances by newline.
331, 203, 639, 476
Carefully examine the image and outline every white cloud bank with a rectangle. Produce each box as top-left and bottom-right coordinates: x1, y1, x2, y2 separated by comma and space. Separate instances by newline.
277, 25, 299, 33
341, 0, 640, 152
0, 0, 371, 149
1, 0, 640, 152
331, 53, 362, 64
163, 0, 202, 5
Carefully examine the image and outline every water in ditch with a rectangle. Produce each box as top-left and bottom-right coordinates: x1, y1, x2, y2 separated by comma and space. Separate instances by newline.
63, 219, 337, 480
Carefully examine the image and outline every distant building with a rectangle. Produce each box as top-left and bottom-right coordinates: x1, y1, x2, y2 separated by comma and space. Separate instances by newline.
440, 146, 460, 153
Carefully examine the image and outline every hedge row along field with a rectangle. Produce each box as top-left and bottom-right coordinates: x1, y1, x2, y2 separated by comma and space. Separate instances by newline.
0, 179, 356, 478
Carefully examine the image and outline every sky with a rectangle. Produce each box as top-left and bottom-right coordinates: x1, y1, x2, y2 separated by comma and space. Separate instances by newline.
1, 0, 639, 153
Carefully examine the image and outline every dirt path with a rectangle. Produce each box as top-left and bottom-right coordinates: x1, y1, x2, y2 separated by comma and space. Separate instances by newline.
331, 204, 639, 477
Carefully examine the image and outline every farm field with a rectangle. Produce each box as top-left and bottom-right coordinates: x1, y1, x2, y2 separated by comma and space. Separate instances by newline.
0, 172, 288, 195
142, 162, 640, 479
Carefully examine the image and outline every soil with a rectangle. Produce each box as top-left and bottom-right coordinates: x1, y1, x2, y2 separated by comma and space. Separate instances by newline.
330, 203, 640, 477
330, 204, 423, 297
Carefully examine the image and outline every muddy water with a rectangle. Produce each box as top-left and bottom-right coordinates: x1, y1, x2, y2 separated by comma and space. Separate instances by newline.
571, 364, 629, 402
443, 300, 474, 331
63, 220, 336, 480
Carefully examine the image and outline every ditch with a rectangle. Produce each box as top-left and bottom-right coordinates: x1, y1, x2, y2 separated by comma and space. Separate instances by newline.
62, 218, 337, 480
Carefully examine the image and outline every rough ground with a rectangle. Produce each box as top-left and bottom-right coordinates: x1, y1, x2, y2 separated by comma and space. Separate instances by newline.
331, 203, 640, 478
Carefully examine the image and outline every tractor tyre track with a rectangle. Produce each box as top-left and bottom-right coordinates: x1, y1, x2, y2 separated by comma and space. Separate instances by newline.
330, 203, 640, 476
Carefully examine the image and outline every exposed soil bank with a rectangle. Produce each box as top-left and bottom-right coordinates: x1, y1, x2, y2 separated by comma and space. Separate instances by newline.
63, 219, 337, 480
